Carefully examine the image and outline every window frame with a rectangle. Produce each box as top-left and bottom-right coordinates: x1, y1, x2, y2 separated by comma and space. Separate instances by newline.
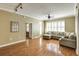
45, 20, 65, 32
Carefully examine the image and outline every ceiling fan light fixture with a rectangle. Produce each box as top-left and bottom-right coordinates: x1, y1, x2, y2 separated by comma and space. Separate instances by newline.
48, 14, 51, 19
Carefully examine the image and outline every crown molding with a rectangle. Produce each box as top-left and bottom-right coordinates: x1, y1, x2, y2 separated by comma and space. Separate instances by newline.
0, 7, 40, 20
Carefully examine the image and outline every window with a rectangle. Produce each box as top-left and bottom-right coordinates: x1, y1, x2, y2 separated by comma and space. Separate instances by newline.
46, 21, 65, 32
46, 22, 51, 32
10, 21, 19, 32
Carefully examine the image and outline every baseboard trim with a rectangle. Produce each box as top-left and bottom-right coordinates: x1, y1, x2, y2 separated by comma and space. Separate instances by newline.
76, 49, 79, 56
32, 35, 41, 39
0, 40, 26, 48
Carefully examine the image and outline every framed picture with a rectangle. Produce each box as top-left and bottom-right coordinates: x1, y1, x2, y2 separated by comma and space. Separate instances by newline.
10, 21, 19, 32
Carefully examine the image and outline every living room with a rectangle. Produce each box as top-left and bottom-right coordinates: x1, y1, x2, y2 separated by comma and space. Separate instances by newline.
0, 3, 79, 56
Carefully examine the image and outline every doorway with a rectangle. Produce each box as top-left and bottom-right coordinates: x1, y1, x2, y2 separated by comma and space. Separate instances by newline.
25, 23, 32, 39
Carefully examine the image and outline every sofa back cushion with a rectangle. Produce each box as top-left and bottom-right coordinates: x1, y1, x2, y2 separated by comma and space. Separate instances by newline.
69, 33, 76, 40
58, 32, 65, 36
64, 32, 70, 38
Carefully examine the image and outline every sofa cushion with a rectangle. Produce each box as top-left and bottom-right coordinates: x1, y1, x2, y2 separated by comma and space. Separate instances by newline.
58, 32, 65, 36
65, 32, 70, 38
69, 33, 76, 40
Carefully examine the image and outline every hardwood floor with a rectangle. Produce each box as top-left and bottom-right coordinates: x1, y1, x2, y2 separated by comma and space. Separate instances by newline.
0, 38, 77, 56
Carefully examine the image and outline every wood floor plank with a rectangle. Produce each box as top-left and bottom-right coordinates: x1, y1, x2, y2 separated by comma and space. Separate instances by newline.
0, 38, 77, 56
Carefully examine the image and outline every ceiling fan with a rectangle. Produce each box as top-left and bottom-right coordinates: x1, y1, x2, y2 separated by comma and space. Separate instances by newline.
45, 13, 54, 20
48, 14, 51, 19
46, 8, 54, 20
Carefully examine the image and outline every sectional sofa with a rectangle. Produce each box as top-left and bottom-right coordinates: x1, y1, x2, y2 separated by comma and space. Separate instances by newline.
43, 32, 76, 49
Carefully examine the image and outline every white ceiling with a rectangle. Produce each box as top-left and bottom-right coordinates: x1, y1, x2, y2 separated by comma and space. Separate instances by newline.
0, 3, 75, 20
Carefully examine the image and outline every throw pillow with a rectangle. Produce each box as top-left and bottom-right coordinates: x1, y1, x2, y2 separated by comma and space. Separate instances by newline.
65, 32, 70, 38
69, 33, 76, 40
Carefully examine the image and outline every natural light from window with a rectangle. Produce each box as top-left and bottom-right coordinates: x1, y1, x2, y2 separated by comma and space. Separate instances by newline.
46, 21, 65, 32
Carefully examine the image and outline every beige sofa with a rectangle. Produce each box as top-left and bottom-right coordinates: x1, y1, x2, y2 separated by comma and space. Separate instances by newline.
43, 32, 76, 49
59, 33, 76, 49
43, 32, 66, 40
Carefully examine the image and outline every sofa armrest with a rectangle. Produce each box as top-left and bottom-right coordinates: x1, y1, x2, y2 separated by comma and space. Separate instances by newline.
59, 38, 76, 49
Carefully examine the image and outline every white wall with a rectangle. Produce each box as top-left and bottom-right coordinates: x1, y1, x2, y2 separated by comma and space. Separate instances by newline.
75, 4, 79, 55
